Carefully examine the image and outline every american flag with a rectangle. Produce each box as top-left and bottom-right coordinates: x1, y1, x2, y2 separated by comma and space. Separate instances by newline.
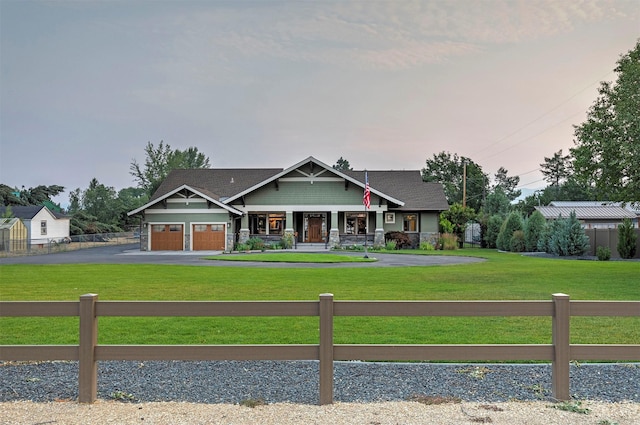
363, 171, 370, 209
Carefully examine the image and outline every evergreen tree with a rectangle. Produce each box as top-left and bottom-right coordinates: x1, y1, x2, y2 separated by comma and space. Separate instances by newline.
496, 212, 523, 251
524, 210, 546, 252
617, 218, 638, 259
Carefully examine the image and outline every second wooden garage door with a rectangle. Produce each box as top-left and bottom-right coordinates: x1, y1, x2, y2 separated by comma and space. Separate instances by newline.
193, 224, 226, 250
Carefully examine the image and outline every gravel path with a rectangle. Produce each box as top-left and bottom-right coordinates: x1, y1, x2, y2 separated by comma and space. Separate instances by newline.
2, 361, 639, 424
2, 360, 638, 404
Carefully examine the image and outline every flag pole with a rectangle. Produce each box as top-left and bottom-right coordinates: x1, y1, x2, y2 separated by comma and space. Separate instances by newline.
363, 170, 370, 259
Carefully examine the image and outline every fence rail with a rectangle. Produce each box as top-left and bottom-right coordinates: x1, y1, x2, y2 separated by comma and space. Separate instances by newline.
1, 294, 638, 405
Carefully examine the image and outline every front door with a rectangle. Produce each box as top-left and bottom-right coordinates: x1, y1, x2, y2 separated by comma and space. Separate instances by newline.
307, 217, 323, 242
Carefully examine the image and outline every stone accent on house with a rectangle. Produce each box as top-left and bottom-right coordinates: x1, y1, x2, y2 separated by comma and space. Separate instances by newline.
420, 232, 439, 248
238, 229, 250, 245
328, 228, 340, 248
374, 229, 385, 247
184, 234, 191, 251
226, 233, 235, 251
140, 231, 149, 252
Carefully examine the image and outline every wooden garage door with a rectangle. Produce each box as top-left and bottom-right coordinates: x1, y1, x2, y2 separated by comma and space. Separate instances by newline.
193, 224, 226, 251
150, 224, 183, 251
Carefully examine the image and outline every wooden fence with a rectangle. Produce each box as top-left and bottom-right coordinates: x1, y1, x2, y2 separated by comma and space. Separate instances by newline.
1, 294, 638, 405
585, 228, 640, 258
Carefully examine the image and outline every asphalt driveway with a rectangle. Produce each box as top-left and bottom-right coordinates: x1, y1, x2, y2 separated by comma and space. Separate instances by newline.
0, 244, 484, 267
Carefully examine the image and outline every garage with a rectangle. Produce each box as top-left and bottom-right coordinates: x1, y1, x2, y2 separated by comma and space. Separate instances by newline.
192, 224, 226, 251
150, 224, 183, 251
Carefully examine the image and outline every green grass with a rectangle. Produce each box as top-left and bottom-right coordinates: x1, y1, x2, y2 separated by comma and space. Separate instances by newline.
1, 250, 638, 346
206, 252, 376, 263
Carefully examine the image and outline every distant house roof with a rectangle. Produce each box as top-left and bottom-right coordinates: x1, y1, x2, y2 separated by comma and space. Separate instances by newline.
536, 205, 637, 220
141, 156, 449, 213
0, 205, 68, 220
549, 201, 640, 216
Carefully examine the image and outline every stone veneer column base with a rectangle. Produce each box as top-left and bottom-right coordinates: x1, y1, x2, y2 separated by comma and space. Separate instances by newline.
329, 229, 340, 248
374, 229, 385, 248
239, 229, 250, 245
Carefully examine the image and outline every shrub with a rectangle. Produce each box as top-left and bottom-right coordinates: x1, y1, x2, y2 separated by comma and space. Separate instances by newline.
617, 218, 637, 259
497, 212, 523, 251
385, 240, 397, 250
234, 242, 250, 251
247, 237, 265, 251
484, 215, 503, 249
440, 233, 458, 250
596, 246, 611, 261
510, 230, 526, 252
385, 231, 412, 249
281, 233, 294, 249
525, 210, 546, 252
419, 241, 435, 251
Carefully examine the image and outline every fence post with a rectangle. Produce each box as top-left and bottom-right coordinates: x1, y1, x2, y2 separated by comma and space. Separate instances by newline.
319, 293, 334, 405
552, 293, 570, 401
79, 293, 98, 403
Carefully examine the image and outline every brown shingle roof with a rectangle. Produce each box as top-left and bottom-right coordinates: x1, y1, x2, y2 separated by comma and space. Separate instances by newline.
150, 162, 448, 211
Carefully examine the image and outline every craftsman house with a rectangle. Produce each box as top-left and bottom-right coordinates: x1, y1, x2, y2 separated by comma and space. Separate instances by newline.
128, 156, 449, 251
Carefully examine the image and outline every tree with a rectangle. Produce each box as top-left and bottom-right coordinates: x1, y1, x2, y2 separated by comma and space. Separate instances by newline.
439, 203, 476, 248
496, 212, 523, 251
571, 40, 640, 202
422, 152, 488, 211
81, 178, 119, 226
540, 150, 571, 188
524, 210, 546, 252
0, 184, 25, 206
617, 218, 637, 259
130, 141, 211, 196
492, 167, 521, 201
482, 187, 511, 217
484, 215, 503, 249
544, 212, 590, 256
333, 157, 352, 171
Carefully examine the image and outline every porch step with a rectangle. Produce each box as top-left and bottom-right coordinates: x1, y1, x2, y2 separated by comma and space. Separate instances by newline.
294, 243, 329, 251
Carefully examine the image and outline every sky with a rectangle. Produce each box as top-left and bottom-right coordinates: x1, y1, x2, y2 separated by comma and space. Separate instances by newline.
1, 0, 638, 206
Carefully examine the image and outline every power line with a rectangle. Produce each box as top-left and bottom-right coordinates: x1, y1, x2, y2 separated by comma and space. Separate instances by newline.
469, 69, 615, 161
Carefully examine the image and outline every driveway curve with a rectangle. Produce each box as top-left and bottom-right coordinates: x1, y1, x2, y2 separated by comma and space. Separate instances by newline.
0, 244, 485, 267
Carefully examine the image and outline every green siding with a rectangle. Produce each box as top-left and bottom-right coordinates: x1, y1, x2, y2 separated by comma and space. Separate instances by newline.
245, 181, 373, 206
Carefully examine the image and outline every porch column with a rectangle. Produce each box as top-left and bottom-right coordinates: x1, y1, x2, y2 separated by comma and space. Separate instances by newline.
374, 211, 385, 247
239, 214, 250, 244
329, 211, 340, 248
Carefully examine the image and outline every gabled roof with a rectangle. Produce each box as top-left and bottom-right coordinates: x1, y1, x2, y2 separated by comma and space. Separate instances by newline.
536, 205, 637, 220
132, 156, 449, 215
221, 156, 406, 207
128, 184, 244, 216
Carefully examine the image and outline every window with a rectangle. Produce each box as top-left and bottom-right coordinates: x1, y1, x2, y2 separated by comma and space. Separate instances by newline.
250, 213, 284, 235
249, 214, 266, 234
345, 213, 367, 235
403, 214, 417, 232
40, 220, 47, 235
268, 213, 285, 235
152, 225, 165, 232
169, 225, 181, 232
193, 224, 208, 232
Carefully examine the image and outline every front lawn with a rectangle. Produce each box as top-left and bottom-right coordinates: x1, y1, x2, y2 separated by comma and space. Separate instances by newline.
1, 250, 638, 346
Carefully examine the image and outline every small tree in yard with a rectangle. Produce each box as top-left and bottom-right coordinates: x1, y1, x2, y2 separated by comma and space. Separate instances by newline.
484, 215, 503, 249
617, 218, 637, 259
440, 203, 476, 248
546, 212, 590, 256
525, 210, 546, 252
497, 212, 523, 251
